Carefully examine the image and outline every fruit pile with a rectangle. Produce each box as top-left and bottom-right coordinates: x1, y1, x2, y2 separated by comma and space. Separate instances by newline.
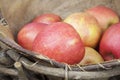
17, 6, 120, 65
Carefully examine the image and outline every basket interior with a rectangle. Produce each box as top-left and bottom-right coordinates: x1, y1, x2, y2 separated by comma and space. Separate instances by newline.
0, 0, 120, 71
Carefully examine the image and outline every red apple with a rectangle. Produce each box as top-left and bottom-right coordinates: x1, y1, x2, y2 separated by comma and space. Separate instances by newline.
32, 13, 62, 24
32, 22, 85, 65
64, 12, 102, 48
86, 6, 119, 32
17, 22, 47, 50
99, 23, 120, 61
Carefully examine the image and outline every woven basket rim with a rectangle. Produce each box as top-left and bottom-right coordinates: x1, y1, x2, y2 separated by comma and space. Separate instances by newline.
0, 36, 120, 71
5, 47, 120, 79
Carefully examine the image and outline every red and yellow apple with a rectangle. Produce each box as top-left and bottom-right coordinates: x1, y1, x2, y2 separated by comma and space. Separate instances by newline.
32, 13, 62, 24
79, 47, 104, 65
99, 23, 120, 61
32, 22, 85, 65
17, 22, 47, 50
86, 6, 119, 32
64, 12, 102, 48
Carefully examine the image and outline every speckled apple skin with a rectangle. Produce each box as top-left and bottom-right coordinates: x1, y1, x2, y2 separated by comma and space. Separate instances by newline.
99, 23, 120, 61
86, 6, 119, 31
32, 22, 85, 65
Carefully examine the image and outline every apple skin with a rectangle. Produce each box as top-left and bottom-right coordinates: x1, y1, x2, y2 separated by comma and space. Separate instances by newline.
99, 23, 120, 61
79, 47, 104, 65
32, 22, 85, 65
17, 22, 47, 50
32, 13, 62, 24
64, 12, 102, 48
86, 6, 119, 32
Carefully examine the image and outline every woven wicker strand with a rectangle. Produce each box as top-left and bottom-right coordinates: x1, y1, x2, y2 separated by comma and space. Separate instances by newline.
5, 49, 120, 79
14, 62, 28, 80
65, 64, 68, 80
0, 36, 120, 71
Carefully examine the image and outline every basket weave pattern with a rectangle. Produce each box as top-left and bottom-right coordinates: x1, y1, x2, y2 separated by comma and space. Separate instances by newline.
0, 0, 120, 80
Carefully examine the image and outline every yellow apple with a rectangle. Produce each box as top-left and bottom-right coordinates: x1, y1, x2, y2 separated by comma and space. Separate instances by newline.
64, 12, 102, 48
79, 47, 104, 65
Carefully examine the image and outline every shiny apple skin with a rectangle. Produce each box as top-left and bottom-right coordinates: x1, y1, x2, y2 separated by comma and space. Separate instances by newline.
64, 12, 102, 48
17, 22, 47, 50
32, 22, 85, 65
86, 6, 119, 32
99, 23, 120, 61
79, 47, 104, 65
33, 13, 62, 24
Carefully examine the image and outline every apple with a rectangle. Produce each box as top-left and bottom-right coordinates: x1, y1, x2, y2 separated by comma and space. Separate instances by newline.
17, 22, 47, 50
99, 23, 120, 61
86, 5, 119, 32
32, 22, 85, 65
32, 13, 62, 24
64, 12, 102, 48
79, 47, 104, 65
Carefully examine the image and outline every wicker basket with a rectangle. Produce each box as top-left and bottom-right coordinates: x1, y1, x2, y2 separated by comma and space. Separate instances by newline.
0, 0, 120, 80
